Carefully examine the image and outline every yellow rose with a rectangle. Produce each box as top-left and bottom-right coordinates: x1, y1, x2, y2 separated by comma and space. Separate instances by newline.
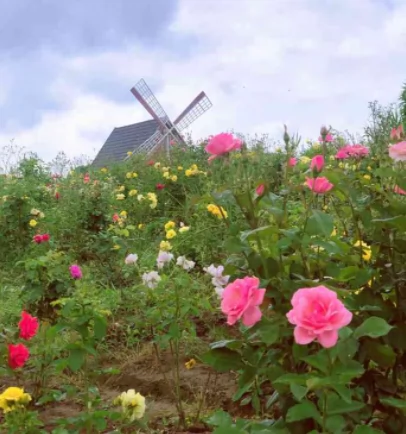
179, 226, 190, 233
132, 172, 138, 178
138, 224, 145, 230
116, 194, 125, 200
127, 151, 133, 156
185, 169, 193, 177
164, 221, 176, 231
129, 189, 138, 196
29, 219, 37, 227
113, 389, 146, 421
163, 171, 170, 179
171, 175, 178, 182
177, 166, 183, 171
126, 172, 132, 179
166, 229, 176, 239
363, 175, 371, 180
160, 240, 172, 251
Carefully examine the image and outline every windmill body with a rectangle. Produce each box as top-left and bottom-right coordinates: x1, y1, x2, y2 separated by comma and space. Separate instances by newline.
92, 79, 212, 167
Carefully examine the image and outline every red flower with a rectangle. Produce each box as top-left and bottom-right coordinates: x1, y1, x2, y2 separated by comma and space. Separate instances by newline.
33, 234, 43, 244
18, 311, 39, 340
55, 191, 60, 200
83, 174, 90, 183
147, 160, 155, 166
256, 184, 265, 196
156, 183, 165, 190
8, 343, 30, 370
32, 233, 50, 244
112, 213, 120, 222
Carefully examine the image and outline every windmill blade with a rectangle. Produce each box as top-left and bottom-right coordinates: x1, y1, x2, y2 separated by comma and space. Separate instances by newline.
125, 129, 164, 159
130, 79, 170, 129
173, 91, 213, 132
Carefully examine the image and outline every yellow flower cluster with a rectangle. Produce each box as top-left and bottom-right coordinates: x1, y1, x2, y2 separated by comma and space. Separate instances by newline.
113, 389, 146, 421
129, 189, 138, 197
207, 204, 228, 219
100, 167, 108, 173
185, 164, 206, 177
116, 193, 125, 200
146, 192, 157, 209
163, 171, 178, 182
0, 387, 31, 413
162, 220, 190, 242
126, 172, 138, 179
354, 240, 372, 262
29, 208, 45, 227
160, 240, 172, 251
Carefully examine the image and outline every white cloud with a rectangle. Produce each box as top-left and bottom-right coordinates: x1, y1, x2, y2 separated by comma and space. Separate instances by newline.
2, 0, 406, 161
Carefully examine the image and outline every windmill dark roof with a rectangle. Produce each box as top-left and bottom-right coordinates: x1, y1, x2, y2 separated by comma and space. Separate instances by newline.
92, 119, 159, 167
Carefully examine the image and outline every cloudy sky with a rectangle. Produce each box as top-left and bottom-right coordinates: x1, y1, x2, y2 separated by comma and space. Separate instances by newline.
1, 0, 405, 161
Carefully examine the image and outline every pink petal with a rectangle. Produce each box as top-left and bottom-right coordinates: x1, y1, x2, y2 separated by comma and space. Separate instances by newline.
294, 326, 315, 345
317, 330, 338, 348
242, 306, 262, 326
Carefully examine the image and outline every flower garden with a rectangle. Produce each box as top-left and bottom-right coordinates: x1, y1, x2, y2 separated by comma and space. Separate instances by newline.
1, 107, 406, 433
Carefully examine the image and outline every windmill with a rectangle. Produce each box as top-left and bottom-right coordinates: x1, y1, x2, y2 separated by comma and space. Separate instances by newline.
92, 79, 212, 166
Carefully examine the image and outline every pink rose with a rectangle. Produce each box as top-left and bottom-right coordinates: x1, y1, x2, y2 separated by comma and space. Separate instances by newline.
318, 134, 333, 143
221, 276, 266, 327
394, 185, 406, 195
346, 144, 369, 158
256, 184, 265, 196
389, 141, 406, 162
205, 133, 242, 162
69, 264, 82, 279
335, 147, 349, 159
305, 177, 333, 194
310, 155, 324, 172
286, 286, 352, 348
288, 157, 297, 167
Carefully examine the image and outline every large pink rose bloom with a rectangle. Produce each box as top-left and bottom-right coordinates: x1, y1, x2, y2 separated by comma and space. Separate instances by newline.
221, 276, 265, 327
205, 133, 242, 162
389, 141, 406, 162
305, 177, 333, 194
346, 144, 369, 157
286, 286, 352, 348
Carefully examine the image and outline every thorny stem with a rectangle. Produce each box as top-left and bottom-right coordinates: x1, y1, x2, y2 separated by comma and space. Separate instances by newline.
194, 370, 212, 423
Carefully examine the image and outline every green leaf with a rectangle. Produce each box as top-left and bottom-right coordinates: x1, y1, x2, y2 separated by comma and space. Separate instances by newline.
274, 373, 307, 385
286, 401, 321, 423
306, 210, 334, 237
93, 316, 107, 340
68, 349, 85, 372
326, 415, 346, 433
364, 340, 396, 368
290, 383, 307, 401
336, 337, 359, 364
210, 340, 242, 350
353, 426, 382, 434
258, 325, 280, 345
380, 397, 406, 410
213, 427, 244, 434
325, 395, 365, 415
206, 410, 233, 427
354, 316, 393, 339
302, 352, 329, 374
168, 322, 181, 339
200, 348, 244, 372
